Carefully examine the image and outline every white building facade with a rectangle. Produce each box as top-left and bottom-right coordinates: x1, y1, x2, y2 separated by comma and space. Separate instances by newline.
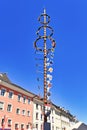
32, 98, 76, 130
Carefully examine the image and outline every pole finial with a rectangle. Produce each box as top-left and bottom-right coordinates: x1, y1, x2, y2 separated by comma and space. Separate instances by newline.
44, 8, 46, 14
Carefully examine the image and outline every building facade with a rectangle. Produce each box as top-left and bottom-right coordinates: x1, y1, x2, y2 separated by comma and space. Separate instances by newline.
33, 99, 76, 130
0, 73, 35, 130
0, 73, 76, 130
32, 98, 43, 130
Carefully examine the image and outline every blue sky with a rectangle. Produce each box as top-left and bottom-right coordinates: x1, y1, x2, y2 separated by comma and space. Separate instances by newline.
0, 0, 87, 124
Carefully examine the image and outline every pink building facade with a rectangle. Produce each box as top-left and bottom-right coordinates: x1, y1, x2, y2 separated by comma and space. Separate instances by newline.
0, 73, 77, 130
0, 73, 35, 130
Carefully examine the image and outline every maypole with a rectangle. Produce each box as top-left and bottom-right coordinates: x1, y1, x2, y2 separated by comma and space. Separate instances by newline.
34, 9, 56, 129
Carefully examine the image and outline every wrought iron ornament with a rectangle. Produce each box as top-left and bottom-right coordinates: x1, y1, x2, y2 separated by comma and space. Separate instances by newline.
34, 9, 56, 105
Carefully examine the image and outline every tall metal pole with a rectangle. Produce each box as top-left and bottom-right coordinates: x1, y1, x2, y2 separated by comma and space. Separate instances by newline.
43, 8, 47, 105
34, 9, 56, 129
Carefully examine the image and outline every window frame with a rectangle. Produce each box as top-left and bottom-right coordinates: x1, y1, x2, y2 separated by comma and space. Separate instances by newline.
36, 112, 39, 120
23, 96, 26, 104
36, 104, 39, 110
36, 124, 38, 130
7, 104, 12, 112
22, 110, 26, 116
8, 119, 12, 126
52, 116, 54, 123
26, 124, 30, 129
15, 123, 19, 129
41, 114, 43, 121
18, 94, 21, 102
16, 108, 20, 114
21, 123, 24, 129
28, 98, 31, 104
0, 101, 4, 110
0, 88, 6, 96
8, 91, 13, 99
27, 110, 30, 117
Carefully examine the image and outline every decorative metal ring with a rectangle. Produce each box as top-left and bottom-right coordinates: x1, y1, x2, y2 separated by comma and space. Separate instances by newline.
36, 26, 54, 37
34, 36, 56, 51
38, 14, 50, 24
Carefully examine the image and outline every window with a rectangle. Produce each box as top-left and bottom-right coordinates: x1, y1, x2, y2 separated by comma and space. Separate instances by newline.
48, 115, 50, 120
28, 98, 31, 104
56, 127, 59, 130
0, 102, 4, 110
52, 116, 54, 123
36, 124, 38, 130
52, 109, 53, 114
21, 124, 24, 129
52, 126, 54, 130
41, 114, 43, 120
8, 119, 12, 127
22, 110, 25, 115
26, 124, 30, 129
2, 119, 4, 126
41, 124, 43, 130
8, 91, 13, 98
15, 123, 19, 129
23, 96, 26, 103
16, 108, 20, 114
27, 111, 30, 116
36, 113, 38, 120
36, 104, 38, 109
0, 89, 6, 96
62, 127, 66, 130
18, 94, 21, 102
7, 104, 12, 112
41, 105, 43, 110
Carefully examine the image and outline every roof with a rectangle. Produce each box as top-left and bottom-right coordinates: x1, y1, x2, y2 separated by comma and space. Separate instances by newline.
0, 73, 11, 83
71, 122, 87, 130
52, 102, 76, 121
72, 123, 87, 130
0, 72, 36, 97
